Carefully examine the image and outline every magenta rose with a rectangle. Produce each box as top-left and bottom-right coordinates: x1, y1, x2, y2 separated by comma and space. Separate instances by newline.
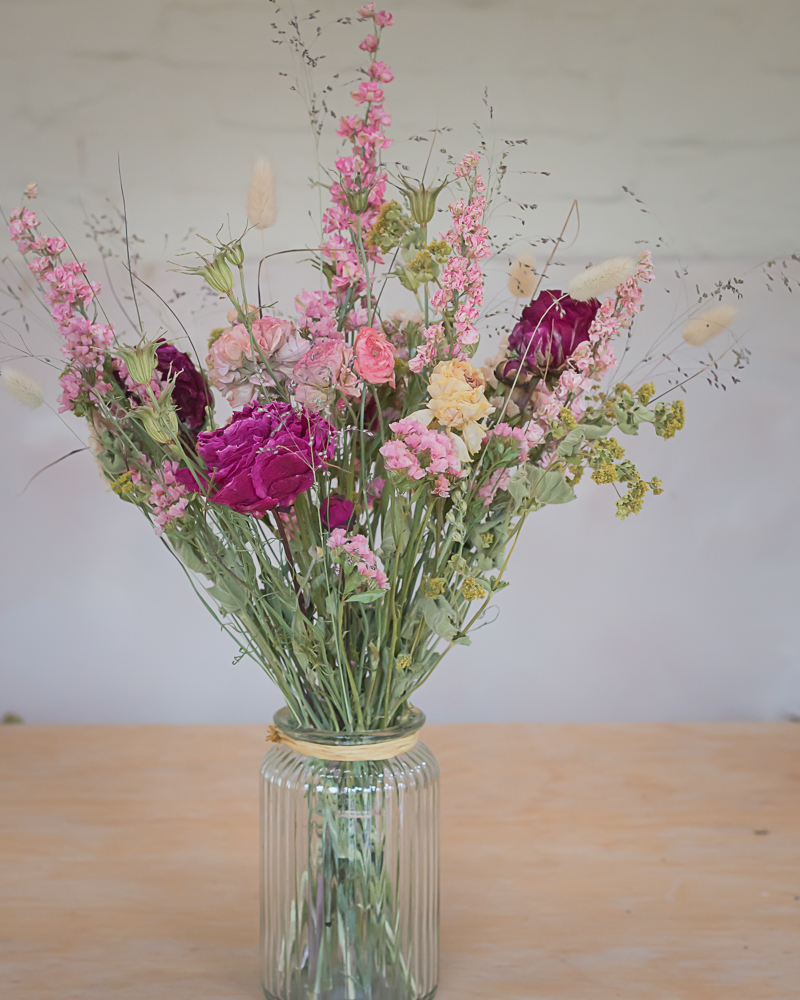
176, 401, 335, 515
155, 341, 212, 430
320, 494, 354, 529
507, 289, 600, 377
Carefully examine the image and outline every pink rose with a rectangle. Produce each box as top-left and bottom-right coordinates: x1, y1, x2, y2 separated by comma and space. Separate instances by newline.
292, 338, 360, 409
272, 328, 310, 379
353, 326, 395, 386
206, 316, 305, 406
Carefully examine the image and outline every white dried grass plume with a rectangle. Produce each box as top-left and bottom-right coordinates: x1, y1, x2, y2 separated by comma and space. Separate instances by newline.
1, 366, 44, 408
247, 159, 277, 230
568, 256, 637, 302
682, 305, 737, 347
508, 252, 537, 298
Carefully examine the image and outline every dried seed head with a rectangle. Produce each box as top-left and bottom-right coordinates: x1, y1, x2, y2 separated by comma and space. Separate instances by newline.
682, 305, 737, 346
247, 159, 277, 230
1, 366, 44, 408
568, 256, 638, 302
508, 252, 537, 298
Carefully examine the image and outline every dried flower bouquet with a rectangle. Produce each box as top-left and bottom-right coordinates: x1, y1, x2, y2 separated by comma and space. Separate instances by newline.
3, 4, 741, 735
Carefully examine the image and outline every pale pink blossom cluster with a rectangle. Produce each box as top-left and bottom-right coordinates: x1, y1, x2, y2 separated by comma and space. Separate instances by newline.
327, 527, 389, 589
8, 208, 115, 411
357, 3, 393, 27
573, 251, 654, 382
148, 460, 190, 536
476, 469, 512, 507
379, 417, 465, 498
295, 290, 340, 341
410, 153, 491, 372
320, 11, 394, 299
206, 315, 308, 408
476, 422, 543, 506
525, 253, 655, 428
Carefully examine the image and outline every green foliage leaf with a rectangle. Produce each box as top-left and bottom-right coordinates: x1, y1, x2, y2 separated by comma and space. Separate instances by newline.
346, 590, 385, 604
529, 468, 576, 505
422, 595, 458, 641
507, 467, 532, 508
613, 400, 655, 435
207, 580, 249, 613
557, 427, 585, 457
580, 422, 613, 440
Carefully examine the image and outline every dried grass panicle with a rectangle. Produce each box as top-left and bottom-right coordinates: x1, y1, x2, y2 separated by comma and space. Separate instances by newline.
508, 252, 537, 298
247, 158, 277, 230
568, 256, 637, 302
682, 305, 737, 346
1, 367, 44, 408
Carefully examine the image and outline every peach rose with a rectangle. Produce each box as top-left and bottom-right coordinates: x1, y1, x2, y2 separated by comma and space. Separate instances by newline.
409, 358, 494, 455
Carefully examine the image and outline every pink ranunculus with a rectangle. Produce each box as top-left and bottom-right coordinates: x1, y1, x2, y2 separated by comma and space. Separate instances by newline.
206, 316, 301, 405
272, 328, 310, 379
353, 326, 395, 386
250, 315, 293, 357
293, 381, 336, 413
292, 338, 360, 406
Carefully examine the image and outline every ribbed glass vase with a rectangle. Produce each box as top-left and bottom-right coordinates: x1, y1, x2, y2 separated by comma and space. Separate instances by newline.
260, 707, 439, 1000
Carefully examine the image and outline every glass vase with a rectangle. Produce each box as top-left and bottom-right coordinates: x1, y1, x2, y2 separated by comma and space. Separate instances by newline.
260, 707, 439, 1000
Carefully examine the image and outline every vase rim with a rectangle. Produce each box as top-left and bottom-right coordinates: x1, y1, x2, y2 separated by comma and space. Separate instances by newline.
273, 705, 426, 746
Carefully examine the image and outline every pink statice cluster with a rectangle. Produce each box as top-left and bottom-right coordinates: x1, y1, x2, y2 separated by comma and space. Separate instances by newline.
8, 208, 115, 411
327, 527, 389, 589
148, 460, 190, 536
320, 7, 393, 298
379, 417, 465, 498
410, 153, 491, 372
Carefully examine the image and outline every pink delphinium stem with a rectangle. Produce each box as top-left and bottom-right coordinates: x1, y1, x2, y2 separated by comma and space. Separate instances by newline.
8, 208, 115, 411
410, 152, 491, 372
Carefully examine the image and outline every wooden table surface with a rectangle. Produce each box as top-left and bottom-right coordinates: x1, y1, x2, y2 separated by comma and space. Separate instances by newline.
1, 723, 798, 999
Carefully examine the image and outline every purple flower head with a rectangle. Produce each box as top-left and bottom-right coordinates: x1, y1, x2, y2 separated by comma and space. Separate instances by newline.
176, 401, 335, 516
156, 341, 212, 430
508, 290, 600, 376
320, 495, 354, 530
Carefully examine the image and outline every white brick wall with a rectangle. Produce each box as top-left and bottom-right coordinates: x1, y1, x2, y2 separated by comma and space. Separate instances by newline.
2, 0, 799, 258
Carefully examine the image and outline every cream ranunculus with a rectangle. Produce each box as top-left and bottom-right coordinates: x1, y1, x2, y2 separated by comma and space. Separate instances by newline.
410, 359, 494, 456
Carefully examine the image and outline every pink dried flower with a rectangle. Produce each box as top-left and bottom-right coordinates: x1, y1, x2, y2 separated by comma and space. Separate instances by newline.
327, 529, 389, 590
206, 316, 306, 407
353, 326, 396, 386
148, 460, 190, 536
380, 418, 465, 497
292, 338, 359, 410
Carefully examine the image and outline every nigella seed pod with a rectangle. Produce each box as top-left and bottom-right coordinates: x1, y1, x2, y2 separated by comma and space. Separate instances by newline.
345, 185, 372, 214
226, 242, 245, 267
138, 398, 179, 444
399, 177, 448, 226
203, 256, 235, 294
117, 340, 159, 386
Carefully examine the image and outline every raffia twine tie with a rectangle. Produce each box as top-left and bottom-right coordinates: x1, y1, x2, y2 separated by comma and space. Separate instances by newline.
266, 724, 418, 761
